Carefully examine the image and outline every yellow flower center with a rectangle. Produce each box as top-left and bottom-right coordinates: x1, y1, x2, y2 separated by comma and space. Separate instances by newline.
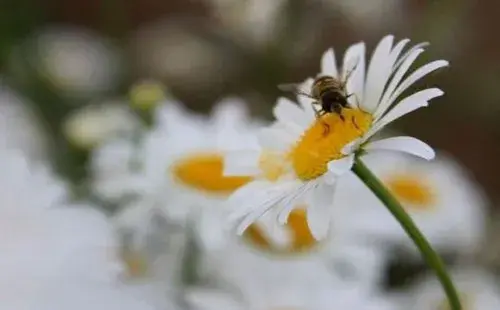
172, 153, 253, 195
385, 174, 436, 209
289, 109, 372, 181
243, 208, 318, 254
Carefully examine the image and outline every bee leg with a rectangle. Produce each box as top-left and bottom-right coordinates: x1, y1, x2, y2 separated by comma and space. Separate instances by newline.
321, 121, 330, 135
315, 110, 330, 135
333, 104, 345, 121
352, 116, 360, 129
346, 93, 361, 108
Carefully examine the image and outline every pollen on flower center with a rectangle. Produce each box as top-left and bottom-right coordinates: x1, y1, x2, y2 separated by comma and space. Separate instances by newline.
289, 109, 372, 181
172, 153, 253, 195
385, 174, 436, 209
243, 208, 318, 254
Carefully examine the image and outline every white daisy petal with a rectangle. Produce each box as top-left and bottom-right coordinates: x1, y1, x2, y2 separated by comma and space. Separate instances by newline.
367, 38, 411, 113
273, 97, 311, 130
224, 150, 261, 177
237, 181, 307, 235
236, 202, 277, 235
228, 180, 302, 225
364, 88, 444, 141
276, 181, 314, 224
227, 181, 276, 222
374, 48, 425, 120
342, 42, 366, 103
257, 127, 295, 152
234, 182, 303, 235
394, 42, 430, 69
321, 48, 338, 77
327, 154, 355, 176
387, 60, 449, 111
341, 139, 362, 155
364, 136, 435, 160
389, 38, 411, 64
322, 170, 338, 185
362, 35, 394, 113
307, 181, 336, 240
297, 78, 316, 120
211, 97, 249, 126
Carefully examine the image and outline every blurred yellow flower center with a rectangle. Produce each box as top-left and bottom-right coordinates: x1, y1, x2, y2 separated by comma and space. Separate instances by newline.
289, 109, 372, 181
173, 153, 253, 194
244, 208, 318, 254
121, 248, 149, 278
259, 151, 288, 182
386, 174, 436, 208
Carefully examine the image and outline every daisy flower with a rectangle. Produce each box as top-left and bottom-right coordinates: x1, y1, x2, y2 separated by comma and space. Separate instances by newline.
333, 151, 487, 259
63, 101, 140, 149
224, 35, 449, 240
33, 26, 120, 98
91, 97, 260, 248
202, 207, 388, 295
403, 268, 500, 309
0, 150, 156, 310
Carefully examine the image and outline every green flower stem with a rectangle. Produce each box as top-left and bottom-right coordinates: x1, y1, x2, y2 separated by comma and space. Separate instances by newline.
351, 157, 461, 310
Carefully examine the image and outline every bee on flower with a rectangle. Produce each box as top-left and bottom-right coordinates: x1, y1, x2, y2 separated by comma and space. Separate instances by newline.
224, 35, 449, 240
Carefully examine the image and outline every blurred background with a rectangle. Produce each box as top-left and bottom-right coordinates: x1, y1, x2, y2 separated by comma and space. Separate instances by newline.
1, 0, 500, 290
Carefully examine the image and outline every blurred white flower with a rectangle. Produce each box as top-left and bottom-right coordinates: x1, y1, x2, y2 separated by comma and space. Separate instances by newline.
34, 26, 120, 97
91, 97, 260, 248
0, 150, 157, 310
91, 137, 148, 202
63, 101, 140, 149
113, 203, 188, 309
132, 22, 233, 91
201, 207, 388, 296
185, 284, 398, 310
404, 268, 500, 309
334, 152, 487, 259
206, 0, 287, 48
327, 0, 405, 31
224, 35, 447, 240
0, 84, 48, 161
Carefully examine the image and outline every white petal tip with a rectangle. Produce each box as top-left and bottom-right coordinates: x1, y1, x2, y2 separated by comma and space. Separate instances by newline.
432, 88, 445, 97
421, 147, 436, 161
382, 34, 395, 43
365, 136, 436, 161
322, 47, 333, 58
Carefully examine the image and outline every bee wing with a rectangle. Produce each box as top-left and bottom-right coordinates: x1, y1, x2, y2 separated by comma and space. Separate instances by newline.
277, 83, 315, 99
